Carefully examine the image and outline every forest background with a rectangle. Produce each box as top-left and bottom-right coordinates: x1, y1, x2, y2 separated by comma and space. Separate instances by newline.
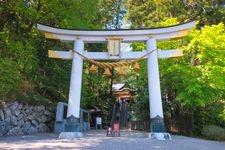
1, 0, 225, 139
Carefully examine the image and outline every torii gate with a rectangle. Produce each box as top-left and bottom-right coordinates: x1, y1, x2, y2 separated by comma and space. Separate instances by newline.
37, 21, 195, 140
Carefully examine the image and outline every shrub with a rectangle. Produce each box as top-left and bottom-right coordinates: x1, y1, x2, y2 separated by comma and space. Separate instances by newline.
0, 59, 20, 99
201, 125, 225, 141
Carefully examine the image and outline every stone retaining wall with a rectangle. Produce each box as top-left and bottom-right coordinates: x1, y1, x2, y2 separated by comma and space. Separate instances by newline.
0, 101, 55, 136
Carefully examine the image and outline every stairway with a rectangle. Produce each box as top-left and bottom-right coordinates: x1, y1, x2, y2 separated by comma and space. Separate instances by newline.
111, 102, 130, 129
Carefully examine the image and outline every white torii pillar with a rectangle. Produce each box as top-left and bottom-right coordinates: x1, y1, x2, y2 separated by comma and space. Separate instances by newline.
147, 38, 171, 140
67, 39, 84, 118
147, 38, 164, 118
58, 39, 84, 138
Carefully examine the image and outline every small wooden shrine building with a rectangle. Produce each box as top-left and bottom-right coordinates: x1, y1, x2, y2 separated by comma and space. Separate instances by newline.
112, 83, 136, 101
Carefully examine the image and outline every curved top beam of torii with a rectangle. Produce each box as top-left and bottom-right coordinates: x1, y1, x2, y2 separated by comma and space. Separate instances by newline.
37, 21, 195, 42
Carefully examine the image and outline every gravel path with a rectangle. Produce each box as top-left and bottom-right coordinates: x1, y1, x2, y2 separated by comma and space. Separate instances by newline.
0, 130, 224, 150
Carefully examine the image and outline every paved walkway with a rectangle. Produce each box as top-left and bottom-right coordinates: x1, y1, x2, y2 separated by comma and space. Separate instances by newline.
0, 130, 224, 150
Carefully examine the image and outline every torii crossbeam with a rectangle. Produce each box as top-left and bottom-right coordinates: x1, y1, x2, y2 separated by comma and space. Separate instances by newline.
37, 21, 195, 140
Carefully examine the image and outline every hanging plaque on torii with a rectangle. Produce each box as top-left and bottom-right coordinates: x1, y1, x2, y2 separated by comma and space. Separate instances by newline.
107, 37, 121, 57
37, 21, 195, 140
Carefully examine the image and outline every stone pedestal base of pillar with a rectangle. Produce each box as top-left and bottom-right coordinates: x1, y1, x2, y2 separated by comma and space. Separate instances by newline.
149, 116, 171, 140
65, 115, 82, 132
59, 132, 83, 139
149, 132, 171, 140
58, 115, 84, 139
150, 115, 166, 132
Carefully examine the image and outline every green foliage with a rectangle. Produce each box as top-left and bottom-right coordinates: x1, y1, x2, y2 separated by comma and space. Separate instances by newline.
156, 17, 179, 27
125, 0, 225, 27
38, 0, 101, 29
127, 15, 225, 134
160, 23, 225, 134
0, 0, 106, 103
192, 99, 225, 134
175, 66, 215, 106
0, 59, 19, 98
97, 0, 126, 29
175, 23, 225, 106
202, 125, 225, 141
125, 0, 186, 27
186, 23, 225, 90
219, 108, 225, 122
